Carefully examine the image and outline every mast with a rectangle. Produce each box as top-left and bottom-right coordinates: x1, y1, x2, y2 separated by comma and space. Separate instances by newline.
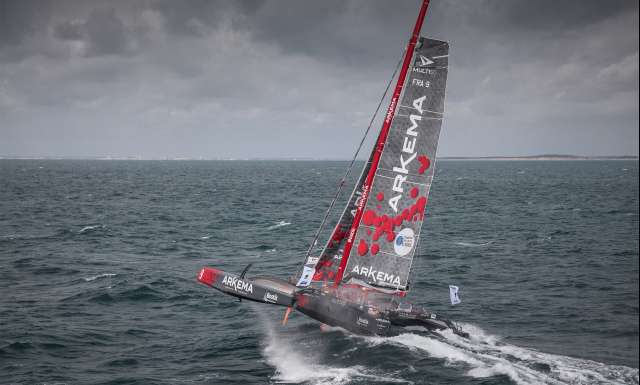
334, 0, 431, 285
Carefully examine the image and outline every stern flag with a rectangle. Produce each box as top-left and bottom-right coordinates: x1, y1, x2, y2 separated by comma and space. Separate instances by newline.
449, 285, 461, 305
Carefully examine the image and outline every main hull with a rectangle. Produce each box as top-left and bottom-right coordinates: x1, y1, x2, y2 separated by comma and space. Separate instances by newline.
197, 267, 468, 338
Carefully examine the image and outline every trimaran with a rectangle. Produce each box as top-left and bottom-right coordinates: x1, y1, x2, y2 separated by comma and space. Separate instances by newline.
197, 0, 468, 338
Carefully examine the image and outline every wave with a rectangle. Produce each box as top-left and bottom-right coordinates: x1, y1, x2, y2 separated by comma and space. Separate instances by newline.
78, 225, 105, 234
267, 221, 291, 230
368, 324, 638, 385
200, 235, 211, 240
454, 240, 493, 247
84, 273, 117, 282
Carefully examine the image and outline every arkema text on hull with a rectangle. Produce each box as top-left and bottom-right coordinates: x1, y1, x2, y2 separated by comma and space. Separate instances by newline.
197, 0, 468, 339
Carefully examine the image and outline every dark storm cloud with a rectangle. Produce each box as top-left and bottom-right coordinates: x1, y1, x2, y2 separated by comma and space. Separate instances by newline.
0, 0, 637, 158
54, 8, 133, 56
0, 1, 51, 47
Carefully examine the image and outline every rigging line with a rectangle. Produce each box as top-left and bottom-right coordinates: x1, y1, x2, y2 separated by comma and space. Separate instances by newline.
302, 53, 405, 261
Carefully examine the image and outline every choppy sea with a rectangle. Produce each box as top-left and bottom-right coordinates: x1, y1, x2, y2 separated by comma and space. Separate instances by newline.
1, 159, 638, 385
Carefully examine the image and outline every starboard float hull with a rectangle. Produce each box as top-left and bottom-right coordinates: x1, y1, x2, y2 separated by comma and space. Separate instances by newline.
197, 267, 468, 338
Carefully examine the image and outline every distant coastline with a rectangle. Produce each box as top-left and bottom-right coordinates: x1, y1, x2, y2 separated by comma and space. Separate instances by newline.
440, 155, 639, 161
0, 154, 638, 161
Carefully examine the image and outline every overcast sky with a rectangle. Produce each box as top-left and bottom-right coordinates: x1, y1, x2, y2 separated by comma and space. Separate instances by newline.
1, 0, 638, 158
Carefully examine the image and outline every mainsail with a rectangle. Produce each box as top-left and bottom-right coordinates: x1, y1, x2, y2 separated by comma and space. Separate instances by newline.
298, 38, 448, 289
343, 38, 448, 290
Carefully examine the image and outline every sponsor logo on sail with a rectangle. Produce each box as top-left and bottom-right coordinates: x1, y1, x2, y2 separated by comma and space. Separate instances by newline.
351, 265, 401, 286
222, 275, 253, 294
263, 292, 278, 303
389, 95, 427, 213
394, 228, 415, 256
418, 55, 434, 66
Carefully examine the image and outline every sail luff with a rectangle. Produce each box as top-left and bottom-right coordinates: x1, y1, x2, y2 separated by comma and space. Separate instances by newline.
334, 0, 431, 285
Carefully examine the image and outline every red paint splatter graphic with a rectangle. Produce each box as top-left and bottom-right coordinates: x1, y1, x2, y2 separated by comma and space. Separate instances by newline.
359, 194, 428, 256
417, 155, 431, 174
357, 239, 369, 256
326, 224, 348, 252
314, 172, 429, 272
331, 225, 348, 242
311, 223, 351, 282
363, 210, 377, 226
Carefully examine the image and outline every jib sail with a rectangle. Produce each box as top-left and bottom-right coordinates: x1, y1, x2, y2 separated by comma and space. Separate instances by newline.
295, 150, 374, 287
342, 38, 449, 290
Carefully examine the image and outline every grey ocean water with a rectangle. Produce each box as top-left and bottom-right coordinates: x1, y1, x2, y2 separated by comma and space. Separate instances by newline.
1, 159, 638, 385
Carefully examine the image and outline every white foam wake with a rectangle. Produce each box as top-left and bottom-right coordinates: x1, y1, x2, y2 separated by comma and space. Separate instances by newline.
84, 273, 117, 282
267, 221, 292, 230
371, 324, 638, 385
258, 313, 408, 385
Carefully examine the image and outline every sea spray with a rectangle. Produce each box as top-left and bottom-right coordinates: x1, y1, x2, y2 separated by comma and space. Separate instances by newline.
252, 306, 410, 385
253, 305, 351, 384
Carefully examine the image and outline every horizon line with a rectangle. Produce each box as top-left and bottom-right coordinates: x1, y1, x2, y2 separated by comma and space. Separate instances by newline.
0, 154, 638, 161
